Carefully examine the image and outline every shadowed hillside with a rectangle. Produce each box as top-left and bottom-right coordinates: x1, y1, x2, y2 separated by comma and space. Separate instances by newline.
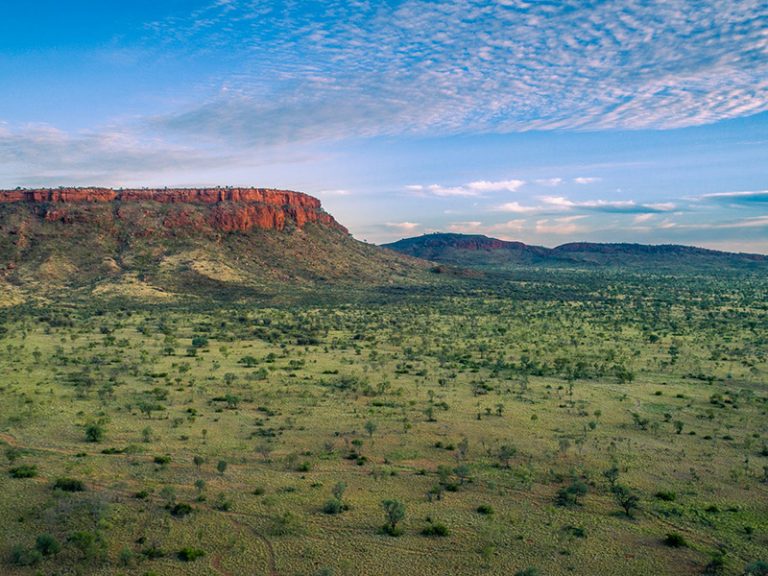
383, 233, 767, 272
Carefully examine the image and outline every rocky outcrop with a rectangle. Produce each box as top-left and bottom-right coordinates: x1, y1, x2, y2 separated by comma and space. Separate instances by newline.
0, 187, 347, 234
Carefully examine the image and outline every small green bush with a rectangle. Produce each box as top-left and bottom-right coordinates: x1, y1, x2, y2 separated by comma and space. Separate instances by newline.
9, 545, 42, 566
663, 532, 688, 548
9, 465, 37, 478
654, 491, 676, 502
476, 504, 494, 515
169, 503, 193, 517
178, 547, 206, 561
35, 534, 61, 556
53, 477, 85, 492
421, 522, 450, 537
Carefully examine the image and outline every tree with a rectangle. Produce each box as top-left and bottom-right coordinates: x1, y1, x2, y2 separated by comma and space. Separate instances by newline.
217, 460, 228, 475
612, 484, 640, 517
603, 465, 620, 488
84, 422, 105, 443
454, 464, 471, 485
381, 499, 406, 536
555, 480, 588, 507
365, 420, 378, 438
497, 444, 517, 468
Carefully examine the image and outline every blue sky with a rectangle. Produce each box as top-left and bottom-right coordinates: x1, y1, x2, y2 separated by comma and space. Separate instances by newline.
1, 1, 767, 252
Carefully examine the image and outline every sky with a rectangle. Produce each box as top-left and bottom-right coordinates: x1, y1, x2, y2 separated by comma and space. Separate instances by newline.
1, 0, 767, 252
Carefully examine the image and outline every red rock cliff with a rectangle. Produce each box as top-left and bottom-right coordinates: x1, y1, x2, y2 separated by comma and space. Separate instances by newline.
0, 187, 347, 234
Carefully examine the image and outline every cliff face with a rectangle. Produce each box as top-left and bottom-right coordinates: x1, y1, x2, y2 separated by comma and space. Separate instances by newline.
0, 187, 429, 299
0, 187, 347, 234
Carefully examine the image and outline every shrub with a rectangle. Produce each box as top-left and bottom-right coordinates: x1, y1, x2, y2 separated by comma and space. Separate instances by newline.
68, 530, 106, 561
476, 504, 494, 515
53, 477, 85, 492
421, 522, 449, 537
169, 503, 193, 517
213, 493, 232, 511
9, 545, 42, 566
322, 498, 345, 515
178, 547, 206, 561
119, 547, 135, 567
514, 569, 540, 576
9, 465, 37, 478
654, 491, 676, 502
663, 532, 688, 548
744, 561, 768, 576
141, 545, 165, 559
84, 422, 105, 443
35, 534, 61, 556
555, 480, 588, 507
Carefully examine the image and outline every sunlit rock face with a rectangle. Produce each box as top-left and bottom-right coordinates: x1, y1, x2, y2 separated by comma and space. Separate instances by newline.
0, 187, 348, 234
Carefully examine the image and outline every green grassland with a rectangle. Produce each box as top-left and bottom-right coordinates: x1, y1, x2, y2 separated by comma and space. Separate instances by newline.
0, 269, 766, 576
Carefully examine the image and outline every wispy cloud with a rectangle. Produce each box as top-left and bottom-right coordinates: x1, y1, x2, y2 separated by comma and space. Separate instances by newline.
407, 179, 525, 198
698, 190, 768, 203
385, 221, 421, 230
145, 0, 768, 145
633, 213, 655, 224
466, 179, 526, 193
540, 196, 677, 213
0, 123, 234, 186
494, 201, 539, 214
668, 216, 768, 230
573, 177, 601, 185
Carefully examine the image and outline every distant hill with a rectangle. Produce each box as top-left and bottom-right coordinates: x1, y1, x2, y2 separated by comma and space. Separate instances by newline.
0, 187, 429, 302
382, 233, 767, 271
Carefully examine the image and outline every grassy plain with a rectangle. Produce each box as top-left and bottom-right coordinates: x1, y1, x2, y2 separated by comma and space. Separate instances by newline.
0, 269, 766, 576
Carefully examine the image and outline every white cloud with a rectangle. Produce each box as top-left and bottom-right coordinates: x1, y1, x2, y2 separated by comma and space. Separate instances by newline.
700, 190, 768, 199
467, 179, 526, 192
644, 202, 676, 211
494, 201, 539, 213
407, 179, 525, 198
385, 221, 421, 230
574, 177, 601, 185
539, 196, 677, 213
633, 213, 655, 224
147, 0, 768, 144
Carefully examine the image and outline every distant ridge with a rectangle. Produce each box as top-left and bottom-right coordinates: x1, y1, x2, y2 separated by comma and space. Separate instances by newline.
382, 233, 767, 271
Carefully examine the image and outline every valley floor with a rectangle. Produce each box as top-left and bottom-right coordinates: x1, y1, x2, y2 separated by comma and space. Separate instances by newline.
0, 269, 766, 576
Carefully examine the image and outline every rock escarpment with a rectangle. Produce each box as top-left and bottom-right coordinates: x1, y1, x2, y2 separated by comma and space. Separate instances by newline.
0, 187, 347, 234
0, 186, 430, 298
